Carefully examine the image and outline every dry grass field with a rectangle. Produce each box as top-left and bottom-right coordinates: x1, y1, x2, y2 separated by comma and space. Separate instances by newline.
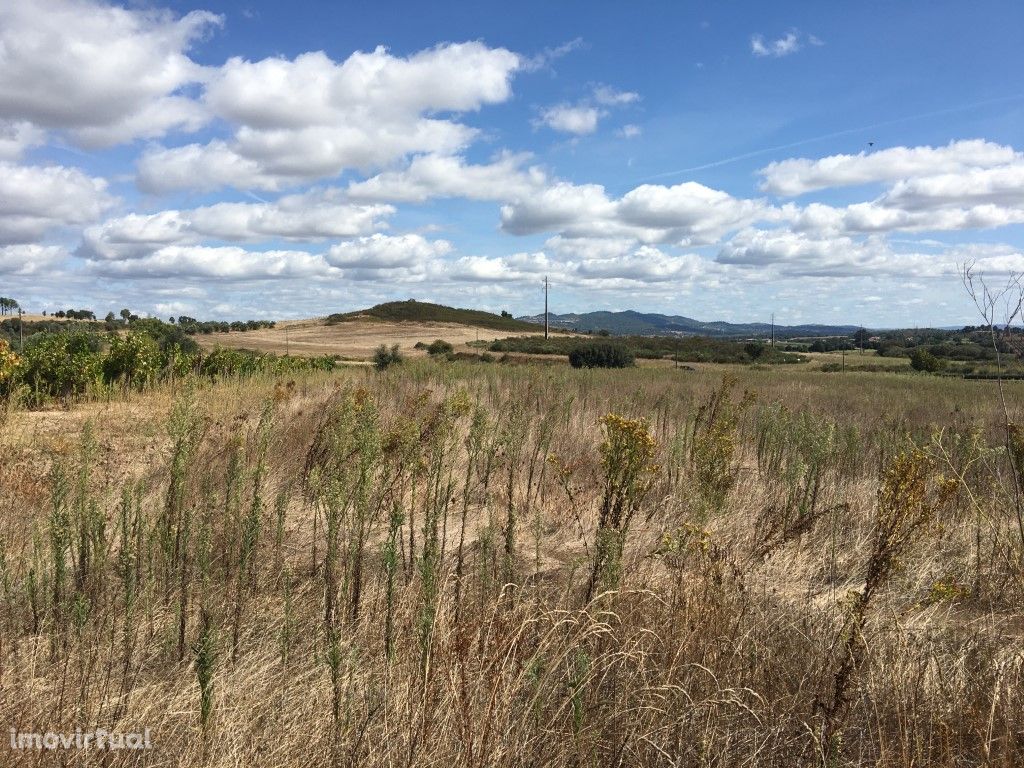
2, 359, 1024, 766
195, 317, 528, 359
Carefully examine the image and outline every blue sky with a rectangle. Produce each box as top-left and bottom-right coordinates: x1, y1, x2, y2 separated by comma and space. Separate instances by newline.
2, 0, 1023, 326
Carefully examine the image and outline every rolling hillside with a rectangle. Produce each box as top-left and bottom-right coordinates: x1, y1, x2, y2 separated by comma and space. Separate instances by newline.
328, 300, 540, 332
518, 309, 861, 338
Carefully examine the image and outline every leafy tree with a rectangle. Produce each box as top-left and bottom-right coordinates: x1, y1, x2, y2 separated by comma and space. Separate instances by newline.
120, 308, 132, 323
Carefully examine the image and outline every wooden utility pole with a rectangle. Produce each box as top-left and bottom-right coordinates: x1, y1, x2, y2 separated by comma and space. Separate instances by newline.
770, 313, 775, 348
18, 307, 24, 352
544, 276, 549, 339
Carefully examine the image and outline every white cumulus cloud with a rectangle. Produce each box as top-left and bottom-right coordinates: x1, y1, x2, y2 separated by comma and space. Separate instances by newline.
87, 245, 331, 280
139, 42, 521, 192
760, 139, 1020, 196
535, 105, 603, 135
80, 190, 394, 260
501, 180, 771, 245
0, 162, 115, 244
0, 244, 68, 275
347, 152, 548, 203
534, 84, 639, 135
0, 0, 221, 147
325, 233, 451, 271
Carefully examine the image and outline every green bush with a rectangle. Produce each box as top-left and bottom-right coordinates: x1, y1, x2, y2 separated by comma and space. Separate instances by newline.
568, 342, 635, 369
200, 347, 262, 378
373, 344, 403, 371
427, 339, 454, 356
103, 332, 162, 389
20, 332, 102, 402
910, 348, 942, 373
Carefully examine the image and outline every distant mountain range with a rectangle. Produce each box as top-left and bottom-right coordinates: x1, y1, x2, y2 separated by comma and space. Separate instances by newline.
326, 301, 864, 338
517, 310, 861, 338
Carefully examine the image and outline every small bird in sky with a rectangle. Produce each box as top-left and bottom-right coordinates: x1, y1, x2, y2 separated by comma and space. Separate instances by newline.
867, 141, 874, 147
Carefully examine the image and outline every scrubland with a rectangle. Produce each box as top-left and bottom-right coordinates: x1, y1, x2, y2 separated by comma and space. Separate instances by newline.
1, 362, 1023, 766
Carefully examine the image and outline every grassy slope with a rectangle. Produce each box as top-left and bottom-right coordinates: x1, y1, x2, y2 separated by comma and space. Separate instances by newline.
327, 300, 541, 332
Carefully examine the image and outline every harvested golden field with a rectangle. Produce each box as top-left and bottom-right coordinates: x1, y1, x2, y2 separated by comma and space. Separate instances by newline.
2, 361, 1023, 767
195, 317, 535, 359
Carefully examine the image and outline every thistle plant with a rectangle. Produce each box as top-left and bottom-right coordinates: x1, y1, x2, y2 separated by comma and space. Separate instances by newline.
48, 461, 71, 640
584, 414, 659, 603
273, 483, 290, 577
454, 403, 489, 622
753, 406, 850, 558
690, 376, 755, 519
116, 484, 142, 700
499, 401, 529, 588
382, 503, 403, 661
279, 566, 294, 667
71, 422, 103, 614
194, 608, 217, 736
163, 387, 204, 595
232, 403, 272, 660
814, 448, 957, 761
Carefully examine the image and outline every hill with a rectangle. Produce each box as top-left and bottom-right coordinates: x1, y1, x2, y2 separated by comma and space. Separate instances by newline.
328, 300, 540, 332
517, 309, 861, 338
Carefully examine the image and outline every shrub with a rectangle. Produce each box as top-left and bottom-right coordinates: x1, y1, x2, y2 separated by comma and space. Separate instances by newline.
200, 347, 261, 378
586, 413, 659, 601
745, 342, 766, 359
373, 344, 403, 371
0, 338, 20, 400
568, 342, 634, 369
129, 318, 200, 355
910, 348, 942, 372
427, 339, 454, 356
103, 332, 162, 389
20, 331, 102, 402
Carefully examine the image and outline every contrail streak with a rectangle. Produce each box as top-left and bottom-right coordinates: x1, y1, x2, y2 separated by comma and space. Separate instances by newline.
638, 93, 1024, 183
244, 190, 270, 204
